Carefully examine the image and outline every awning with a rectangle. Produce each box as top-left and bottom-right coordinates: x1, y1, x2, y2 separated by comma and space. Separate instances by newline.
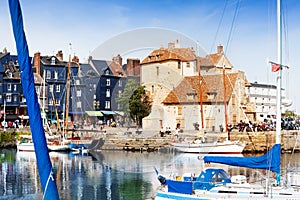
101, 110, 115, 115
69, 112, 85, 115
85, 111, 103, 117
19, 115, 29, 119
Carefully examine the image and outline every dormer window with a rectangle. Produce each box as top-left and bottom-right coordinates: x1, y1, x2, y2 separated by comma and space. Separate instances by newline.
156, 54, 160, 61
105, 70, 110, 75
207, 92, 217, 100
187, 93, 197, 100
148, 56, 152, 61
51, 57, 55, 65
8, 72, 12, 78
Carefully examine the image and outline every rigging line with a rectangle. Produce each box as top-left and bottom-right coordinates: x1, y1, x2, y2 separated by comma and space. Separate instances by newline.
282, 0, 290, 99
224, 0, 241, 55
209, 0, 228, 54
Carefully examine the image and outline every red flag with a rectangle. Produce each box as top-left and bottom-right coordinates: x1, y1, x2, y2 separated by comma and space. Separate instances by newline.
272, 63, 280, 72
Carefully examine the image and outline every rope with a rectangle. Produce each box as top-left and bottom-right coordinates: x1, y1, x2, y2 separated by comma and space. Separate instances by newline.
224, 0, 241, 55
42, 170, 55, 200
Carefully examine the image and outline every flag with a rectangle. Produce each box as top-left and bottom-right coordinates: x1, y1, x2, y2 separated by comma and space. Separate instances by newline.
272, 63, 280, 72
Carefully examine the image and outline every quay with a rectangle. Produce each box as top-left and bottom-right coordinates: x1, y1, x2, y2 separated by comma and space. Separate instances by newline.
1, 127, 300, 153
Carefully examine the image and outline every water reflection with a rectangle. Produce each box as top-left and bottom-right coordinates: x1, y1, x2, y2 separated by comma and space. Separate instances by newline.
0, 149, 300, 200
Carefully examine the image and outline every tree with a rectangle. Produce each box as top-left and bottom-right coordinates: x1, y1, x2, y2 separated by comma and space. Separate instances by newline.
285, 109, 296, 118
129, 86, 152, 126
116, 79, 138, 125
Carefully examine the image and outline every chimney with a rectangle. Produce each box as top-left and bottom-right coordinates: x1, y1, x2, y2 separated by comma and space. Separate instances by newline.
33, 52, 41, 75
126, 58, 140, 76
56, 50, 63, 61
168, 41, 175, 50
3, 47, 7, 54
217, 44, 223, 54
113, 54, 122, 66
72, 55, 79, 63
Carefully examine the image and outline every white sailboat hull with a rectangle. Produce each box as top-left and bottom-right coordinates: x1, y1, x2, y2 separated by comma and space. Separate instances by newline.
171, 141, 245, 154
156, 188, 300, 200
17, 143, 70, 152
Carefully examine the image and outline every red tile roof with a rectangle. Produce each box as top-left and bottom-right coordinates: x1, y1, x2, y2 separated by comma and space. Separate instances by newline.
141, 47, 196, 64
163, 73, 238, 104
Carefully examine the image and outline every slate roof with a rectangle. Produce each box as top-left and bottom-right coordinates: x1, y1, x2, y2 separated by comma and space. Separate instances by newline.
87, 59, 126, 77
163, 73, 239, 104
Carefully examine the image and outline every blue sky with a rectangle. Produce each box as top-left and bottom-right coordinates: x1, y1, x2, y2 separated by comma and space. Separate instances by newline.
1, 0, 300, 112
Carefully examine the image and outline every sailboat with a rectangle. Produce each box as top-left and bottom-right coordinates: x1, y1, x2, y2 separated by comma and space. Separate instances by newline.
8, 0, 59, 199
154, 0, 300, 199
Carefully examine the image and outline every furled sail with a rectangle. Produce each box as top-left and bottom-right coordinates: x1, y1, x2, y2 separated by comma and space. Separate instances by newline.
204, 144, 281, 173
8, 0, 59, 199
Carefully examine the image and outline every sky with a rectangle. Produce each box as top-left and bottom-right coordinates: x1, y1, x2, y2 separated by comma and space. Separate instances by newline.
0, 0, 300, 112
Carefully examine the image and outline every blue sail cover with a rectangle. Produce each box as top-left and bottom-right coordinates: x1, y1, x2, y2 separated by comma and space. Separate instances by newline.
8, 0, 59, 199
204, 144, 281, 173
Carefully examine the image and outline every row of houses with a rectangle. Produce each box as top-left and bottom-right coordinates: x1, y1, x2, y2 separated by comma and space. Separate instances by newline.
0, 41, 290, 131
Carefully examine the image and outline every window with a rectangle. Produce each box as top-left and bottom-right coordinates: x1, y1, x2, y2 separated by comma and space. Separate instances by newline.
186, 62, 190, 68
105, 70, 110, 75
187, 93, 196, 100
156, 54, 160, 61
49, 99, 53, 105
207, 92, 217, 100
55, 99, 60, 106
106, 79, 110, 86
13, 95, 17, 102
77, 101, 82, 108
54, 71, 58, 79
7, 83, 11, 91
156, 66, 159, 76
56, 85, 60, 92
75, 79, 80, 85
178, 61, 181, 69
118, 80, 122, 87
46, 70, 51, 79
106, 89, 110, 97
178, 106, 182, 115
49, 85, 53, 92
14, 84, 17, 91
118, 90, 122, 98
76, 89, 81, 97
105, 101, 110, 109
51, 57, 55, 65
6, 94, 11, 102
20, 95, 26, 103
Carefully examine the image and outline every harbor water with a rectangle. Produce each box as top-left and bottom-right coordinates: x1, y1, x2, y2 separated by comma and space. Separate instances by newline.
0, 148, 300, 200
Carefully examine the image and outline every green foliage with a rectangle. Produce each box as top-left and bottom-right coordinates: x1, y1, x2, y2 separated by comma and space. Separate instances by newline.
285, 110, 296, 118
0, 131, 17, 142
129, 86, 152, 126
116, 79, 152, 126
116, 79, 139, 124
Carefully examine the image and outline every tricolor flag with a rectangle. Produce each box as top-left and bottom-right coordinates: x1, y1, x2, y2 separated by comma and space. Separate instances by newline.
271, 63, 280, 72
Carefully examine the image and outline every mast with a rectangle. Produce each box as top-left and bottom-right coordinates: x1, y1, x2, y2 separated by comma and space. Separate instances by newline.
196, 42, 204, 130
65, 50, 71, 131
223, 66, 228, 132
3, 99, 6, 132
275, 0, 282, 145
275, 0, 282, 185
